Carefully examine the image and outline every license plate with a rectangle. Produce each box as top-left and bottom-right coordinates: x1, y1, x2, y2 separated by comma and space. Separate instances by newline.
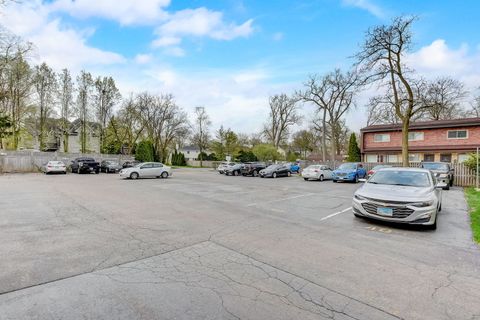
377, 207, 393, 216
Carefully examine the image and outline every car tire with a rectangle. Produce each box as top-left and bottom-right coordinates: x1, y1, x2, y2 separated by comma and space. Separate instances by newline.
449, 178, 454, 187
234, 170, 239, 176
304, 178, 308, 181
273, 172, 277, 178
287, 172, 291, 177
427, 218, 437, 230
319, 175, 324, 182
161, 172, 169, 179
444, 185, 450, 191
332, 180, 337, 183
130, 172, 139, 180
95, 169, 100, 174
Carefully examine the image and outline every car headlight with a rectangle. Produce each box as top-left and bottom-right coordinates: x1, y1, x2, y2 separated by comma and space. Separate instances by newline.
354, 194, 366, 201
411, 200, 434, 207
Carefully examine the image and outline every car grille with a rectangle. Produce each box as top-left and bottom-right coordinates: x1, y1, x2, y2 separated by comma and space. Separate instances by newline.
361, 202, 414, 218
337, 173, 346, 177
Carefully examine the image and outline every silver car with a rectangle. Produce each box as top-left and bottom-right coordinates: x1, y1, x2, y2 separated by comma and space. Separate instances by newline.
42, 161, 67, 174
119, 162, 172, 180
301, 165, 333, 181
217, 162, 236, 174
352, 168, 444, 230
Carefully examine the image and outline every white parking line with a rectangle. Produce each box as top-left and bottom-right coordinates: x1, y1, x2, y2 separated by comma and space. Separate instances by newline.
247, 193, 315, 207
319, 207, 352, 221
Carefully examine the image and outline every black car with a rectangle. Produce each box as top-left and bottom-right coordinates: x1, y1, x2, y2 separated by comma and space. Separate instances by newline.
241, 162, 266, 177
259, 164, 291, 178
71, 157, 100, 174
122, 160, 140, 168
100, 160, 123, 173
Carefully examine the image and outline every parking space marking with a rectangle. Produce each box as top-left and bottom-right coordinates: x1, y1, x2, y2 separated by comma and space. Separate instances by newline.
246, 193, 315, 207
319, 207, 352, 221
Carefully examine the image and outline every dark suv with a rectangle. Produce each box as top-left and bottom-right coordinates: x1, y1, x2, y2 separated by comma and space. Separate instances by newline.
71, 157, 100, 174
420, 162, 454, 190
241, 162, 266, 177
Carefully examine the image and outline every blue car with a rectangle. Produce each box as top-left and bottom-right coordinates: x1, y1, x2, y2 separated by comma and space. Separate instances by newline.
332, 163, 367, 183
289, 163, 300, 173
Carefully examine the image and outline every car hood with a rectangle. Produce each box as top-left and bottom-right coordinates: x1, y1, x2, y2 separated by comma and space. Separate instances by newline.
357, 183, 434, 202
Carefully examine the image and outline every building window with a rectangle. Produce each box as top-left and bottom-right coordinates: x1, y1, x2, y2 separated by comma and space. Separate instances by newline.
373, 134, 390, 142
408, 132, 424, 141
187, 151, 190, 154
458, 154, 469, 163
387, 154, 398, 163
409, 153, 421, 162
424, 154, 435, 162
366, 154, 378, 163
440, 153, 452, 163
447, 130, 468, 139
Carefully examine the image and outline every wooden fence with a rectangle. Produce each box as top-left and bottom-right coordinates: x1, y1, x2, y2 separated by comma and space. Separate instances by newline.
0, 151, 134, 173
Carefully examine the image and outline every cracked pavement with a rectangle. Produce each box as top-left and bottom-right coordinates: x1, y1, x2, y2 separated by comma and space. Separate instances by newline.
0, 169, 479, 319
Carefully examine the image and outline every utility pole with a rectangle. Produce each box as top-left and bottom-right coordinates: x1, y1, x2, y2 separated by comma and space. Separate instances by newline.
476, 147, 479, 191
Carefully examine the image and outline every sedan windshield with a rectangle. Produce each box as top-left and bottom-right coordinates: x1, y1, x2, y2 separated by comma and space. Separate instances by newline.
338, 163, 356, 170
266, 165, 280, 170
368, 170, 431, 187
422, 163, 449, 171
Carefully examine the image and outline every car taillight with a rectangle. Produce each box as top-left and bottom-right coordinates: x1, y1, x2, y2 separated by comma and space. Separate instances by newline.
367, 170, 373, 175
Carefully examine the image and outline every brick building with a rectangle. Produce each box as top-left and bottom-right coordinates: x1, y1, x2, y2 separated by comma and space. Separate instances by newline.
360, 118, 480, 163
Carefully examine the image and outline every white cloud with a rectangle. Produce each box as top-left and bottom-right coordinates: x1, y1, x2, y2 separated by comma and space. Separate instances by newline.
163, 47, 186, 57
50, 0, 171, 25
134, 54, 153, 64
153, 7, 254, 48
342, 0, 385, 19
0, 1, 125, 71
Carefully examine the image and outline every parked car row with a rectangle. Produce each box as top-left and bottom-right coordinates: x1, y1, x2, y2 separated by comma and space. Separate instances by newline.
42, 158, 142, 175
218, 162, 300, 178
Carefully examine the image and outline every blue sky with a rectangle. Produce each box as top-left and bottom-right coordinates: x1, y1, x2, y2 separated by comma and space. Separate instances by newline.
2, 0, 480, 133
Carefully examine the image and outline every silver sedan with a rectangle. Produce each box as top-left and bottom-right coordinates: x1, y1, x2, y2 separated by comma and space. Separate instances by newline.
119, 162, 172, 179
352, 167, 444, 230
42, 161, 67, 174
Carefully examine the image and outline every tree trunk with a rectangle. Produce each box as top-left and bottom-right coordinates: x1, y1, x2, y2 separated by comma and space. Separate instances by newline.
322, 108, 327, 162
63, 131, 69, 152
401, 120, 410, 167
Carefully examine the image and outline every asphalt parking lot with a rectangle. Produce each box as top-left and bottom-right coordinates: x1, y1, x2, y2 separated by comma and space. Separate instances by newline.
0, 169, 479, 320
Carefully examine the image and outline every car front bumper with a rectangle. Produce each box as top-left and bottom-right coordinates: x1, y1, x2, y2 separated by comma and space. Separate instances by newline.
302, 173, 320, 179
352, 198, 438, 225
333, 175, 356, 181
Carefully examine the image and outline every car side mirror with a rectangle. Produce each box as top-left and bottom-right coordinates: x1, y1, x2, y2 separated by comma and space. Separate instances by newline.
436, 182, 447, 189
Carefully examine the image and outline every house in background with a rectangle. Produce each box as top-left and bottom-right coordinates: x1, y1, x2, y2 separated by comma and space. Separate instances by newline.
360, 118, 480, 163
64, 119, 100, 153
179, 145, 213, 161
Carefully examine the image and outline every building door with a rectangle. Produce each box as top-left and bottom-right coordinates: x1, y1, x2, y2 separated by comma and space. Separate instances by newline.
440, 153, 452, 163
424, 154, 435, 162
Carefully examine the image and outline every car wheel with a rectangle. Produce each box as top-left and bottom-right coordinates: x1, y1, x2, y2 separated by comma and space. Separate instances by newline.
427, 218, 437, 230
273, 172, 277, 178
253, 170, 258, 177
130, 172, 139, 180
449, 178, 454, 187
63, 171, 67, 175
319, 175, 324, 182
304, 178, 308, 181
234, 170, 239, 176
287, 172, 291, 177
95, 169, 100, 174
161, 172, 169, 179
332, 180, 337, 183
444, 185, 450, 191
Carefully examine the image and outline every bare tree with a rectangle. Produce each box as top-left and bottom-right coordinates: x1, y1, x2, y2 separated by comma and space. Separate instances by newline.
58, 68, 74, 152
33, 62, 56, 150
366, 95, 401, 125
292, 129, 316, 160
419, 77, 467, 120
470, 89, 480, 117
94, 76, 121, 153
263, 94, 300, 149
298, 70, 359, 162
356, 16, 429, 166
76, 71, 94, 153
191, 106, 211, 167
108, 94, 144, 155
